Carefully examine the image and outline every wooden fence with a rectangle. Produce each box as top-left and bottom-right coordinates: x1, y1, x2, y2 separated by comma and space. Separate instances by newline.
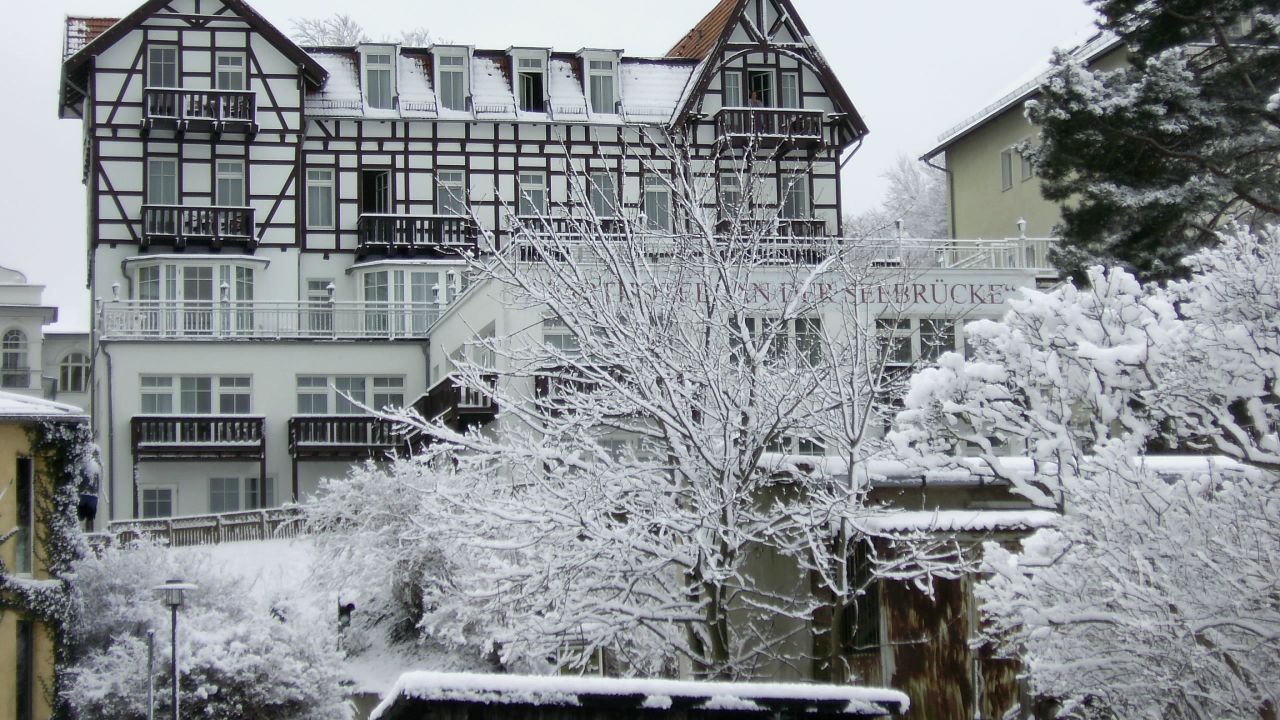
88, 506, 307, 549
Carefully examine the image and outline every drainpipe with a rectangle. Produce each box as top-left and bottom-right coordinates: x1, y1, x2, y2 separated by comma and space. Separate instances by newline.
921, 152, 955, 238
101, 340, 116, 522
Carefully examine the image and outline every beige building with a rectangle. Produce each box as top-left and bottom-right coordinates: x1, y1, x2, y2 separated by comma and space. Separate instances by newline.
0, 392, 88, 720
921, 33, 1125, 242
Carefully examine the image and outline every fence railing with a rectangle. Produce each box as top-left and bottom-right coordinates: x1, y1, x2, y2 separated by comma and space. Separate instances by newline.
356, 214, 480, 256
143, 88, 256, 129
91, 507, 307, 549
131, 415, 265, 459
100, 300, 442, 340
141, 204, 255, 249
288, 414, 408, 457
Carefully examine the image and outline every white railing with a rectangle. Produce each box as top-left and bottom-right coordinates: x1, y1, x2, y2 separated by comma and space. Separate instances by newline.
99, 300, 442, 340
505, 235, 1058, 272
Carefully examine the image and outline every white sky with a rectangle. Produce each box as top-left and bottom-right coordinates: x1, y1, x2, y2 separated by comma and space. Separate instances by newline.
0, 0, 1099, 331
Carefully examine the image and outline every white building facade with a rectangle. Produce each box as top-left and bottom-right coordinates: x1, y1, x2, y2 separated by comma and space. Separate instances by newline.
59, 0, 1052, 525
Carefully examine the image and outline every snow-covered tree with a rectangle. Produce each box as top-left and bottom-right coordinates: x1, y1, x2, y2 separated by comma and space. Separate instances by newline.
1029, 1, 1280, 281
893, 226, 1280, 717
63, 540, 351, 720
291, 14, 369, 46
844, 155, 948, 239
312, 145, 970, 680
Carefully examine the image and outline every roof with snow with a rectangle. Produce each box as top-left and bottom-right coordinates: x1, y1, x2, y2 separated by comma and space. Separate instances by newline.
921, 31, 1123, 160
372, 672, 908, 719
0, 391, 87, 423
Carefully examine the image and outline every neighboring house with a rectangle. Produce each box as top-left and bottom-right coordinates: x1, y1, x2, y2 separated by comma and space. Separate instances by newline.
0, 265, 90, 410
921, 33, 1126, 241
0, 392, 88, 720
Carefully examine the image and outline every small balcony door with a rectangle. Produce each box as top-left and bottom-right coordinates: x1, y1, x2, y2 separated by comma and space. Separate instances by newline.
183, 266, 215, 334
361, 169, 393, 244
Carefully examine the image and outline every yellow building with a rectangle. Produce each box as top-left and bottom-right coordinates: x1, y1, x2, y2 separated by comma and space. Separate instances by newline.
0, 392, 88, 720
921, 33, 1126, 241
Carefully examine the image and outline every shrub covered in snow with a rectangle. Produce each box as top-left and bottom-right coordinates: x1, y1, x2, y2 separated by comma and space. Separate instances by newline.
63, 541, 352, 720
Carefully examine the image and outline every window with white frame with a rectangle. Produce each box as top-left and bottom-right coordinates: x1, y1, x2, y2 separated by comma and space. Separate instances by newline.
543, 316, 581, 356
306, 169, 334, 229
139, 375, 251, 414
218, 376, 252, 413
644, 176, 672, 232
519, 171, 547, 216
516, 56, 546, 112
295, 374, 405, 414
723, 71, 743, 107
209, 477, 241, 513
141, 487, 174, 518
58, 352, 90, 393
781, 176, 809, 219
215, 52, 246, 91
780, 71, 800, 109
365, 52, 395, 109
216, 160, 245, 207
147, 158, 178, 206
1, 329, 28, 389
148, 45, 177, 87
588, 171, 616, 218
1000, 148, 1014, 191
141, 375, 174, 413
244, 477, 274, 509
719, 173, 742, 218
296, 375, 329, 414
588, 59, 616, 113
1019, 140, 1034, 181
306, 279, 333, 333
437, 170, 466, 216
437, 53, 467, 111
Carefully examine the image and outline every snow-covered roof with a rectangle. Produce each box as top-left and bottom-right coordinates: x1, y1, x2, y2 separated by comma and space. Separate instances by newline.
0, 391, 86, 422
621, 60, 697, 124
372, 671, 908, 719
861, 509, 1060, 534
922, 31, 1122, 160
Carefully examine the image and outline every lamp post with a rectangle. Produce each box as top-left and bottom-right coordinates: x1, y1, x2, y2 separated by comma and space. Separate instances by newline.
154, 580, 196, 720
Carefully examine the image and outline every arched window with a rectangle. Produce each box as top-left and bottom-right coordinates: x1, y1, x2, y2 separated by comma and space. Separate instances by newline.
1, 329, 28, 388
59, 352, 90, 394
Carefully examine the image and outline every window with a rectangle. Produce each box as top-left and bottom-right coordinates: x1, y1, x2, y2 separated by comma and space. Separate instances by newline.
216, 160, 245, 207
215, 52, 246, 91
437, 170, 466, 216
59, 352, 90, 393
148, 45, 177, 87
209, 477, 241, 513
15, 457, 32, 574
748, 70, 773, 106
516, 56, 546, 112
795, 317, 823, 366
644, 176, 671, 232
1020, 145, 1034, 181
2, 330, 28, 388
920, 319, 957, 362
781, 177, 809, 219
438, 54, 467, 111
244, 477, 274, 510
296, 376, 329, 414
1000, 148, 1014, 191
334, 376, 367, 413
361, 169, 392, 215
588, 172, 616, 218
588, 59, 616, 113
543, 317, 580, 356
364, 270, 389, 333
723, 71, 743, 107
519, 171, 547, 216
141, 376, 173, 413
141, 375, 249, 414
147, 158, 178, 206
845, 542, 882, 652
141, 487, 174, 518
180, 376, 212, 414
365, 52, 394, 109
218, 376, 252, 413
719, 174, 742, 218
780, 71, 800, 109
306, 169, 334, 229
877, 319, 914, 366
306, 279, 333, 333
373, 376, 405, 410
297, 375, 404, 414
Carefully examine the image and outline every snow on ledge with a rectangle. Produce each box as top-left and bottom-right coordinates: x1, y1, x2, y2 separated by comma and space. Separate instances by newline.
860, 509, 1060, 534
372, 671, 909, 718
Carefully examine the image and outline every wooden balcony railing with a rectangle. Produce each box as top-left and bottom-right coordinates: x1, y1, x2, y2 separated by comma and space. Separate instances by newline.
356, 214, 480, 258
715, 107, 826, 149
415, 374, 498, 434
288, 415, 409, 458
99, 300, 441, 340
143, 88, 257, 133
93, 507, 306, 549
131, 415, 265, 460
142, 205, 255, 250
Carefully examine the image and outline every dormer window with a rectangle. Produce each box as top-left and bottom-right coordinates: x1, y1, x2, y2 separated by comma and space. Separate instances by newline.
148, 45, 177, 88
516, 57, 545, 112
437, 54, 468, 111
365, 52, 395, 109
587, 60, 616, 114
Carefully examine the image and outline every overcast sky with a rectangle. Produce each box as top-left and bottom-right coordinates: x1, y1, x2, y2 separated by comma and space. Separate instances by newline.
0, 0, 1099, 331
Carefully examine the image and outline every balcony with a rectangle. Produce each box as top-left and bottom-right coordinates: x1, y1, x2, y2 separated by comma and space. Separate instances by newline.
414, 374, 498, 435
715, 107, 826, 150
131, 415, 265, 460
288, 415, 409, 459
142, 205, 255, 250
356, 214, 480, 259
142, 88, 257, 134
99, 300, 441, 340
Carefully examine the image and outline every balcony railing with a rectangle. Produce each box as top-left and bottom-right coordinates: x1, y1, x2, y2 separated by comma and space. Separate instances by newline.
99, 300, 442, 340
131, 415, 265, 460
94, 507, 306, 548
143, 88, 257, 133
288, 415, 409, 458
415, 373, 499, 434
715, 107, 826, 149
142, 205, 255, 250
356, 214, 480, 258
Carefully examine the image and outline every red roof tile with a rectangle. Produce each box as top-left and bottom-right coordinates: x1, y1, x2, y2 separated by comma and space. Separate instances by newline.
65, 17, 119, 60
667, 0, 740, 59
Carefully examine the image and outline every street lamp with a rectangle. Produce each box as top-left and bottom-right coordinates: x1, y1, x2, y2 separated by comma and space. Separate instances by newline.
153, 579, 196, 720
